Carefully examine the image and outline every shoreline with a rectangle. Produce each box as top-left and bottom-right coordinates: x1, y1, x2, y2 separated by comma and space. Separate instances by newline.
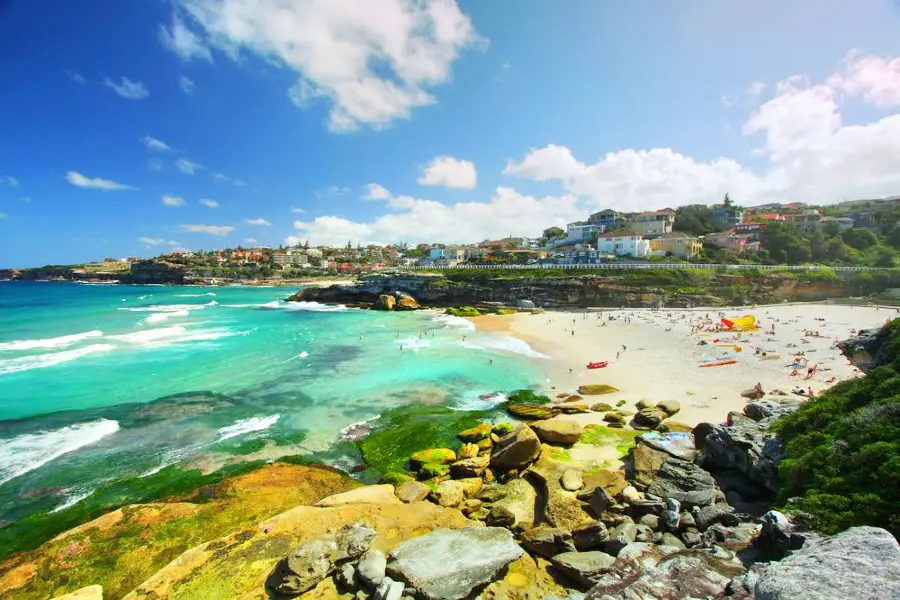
469, 302, 892, 428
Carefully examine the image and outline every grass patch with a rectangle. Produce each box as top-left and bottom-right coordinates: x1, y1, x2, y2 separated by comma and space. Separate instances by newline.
549, 447, 572, 462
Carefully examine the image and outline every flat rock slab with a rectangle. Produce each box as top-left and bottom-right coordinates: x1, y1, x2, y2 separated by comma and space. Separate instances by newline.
50, 586, 104, 600
387, 527, 523, 600
532, 420, 584, 445
754, 526, 900, 600
315, 484, 400, 507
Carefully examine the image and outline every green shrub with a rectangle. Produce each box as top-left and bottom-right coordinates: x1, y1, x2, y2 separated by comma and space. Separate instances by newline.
773, 319, 900, 536
445, 306, 482, 317
507, 389, 551, 405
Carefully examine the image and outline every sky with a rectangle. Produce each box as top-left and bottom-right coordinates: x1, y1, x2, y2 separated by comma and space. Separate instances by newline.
2, 0, 900, 267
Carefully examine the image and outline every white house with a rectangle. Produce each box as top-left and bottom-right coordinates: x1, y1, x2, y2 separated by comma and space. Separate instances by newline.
554, 222, 605, 247
594, 230, 650, 257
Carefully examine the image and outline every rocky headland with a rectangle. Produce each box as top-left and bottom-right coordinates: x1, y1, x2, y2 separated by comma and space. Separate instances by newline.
290, 270, 898, 310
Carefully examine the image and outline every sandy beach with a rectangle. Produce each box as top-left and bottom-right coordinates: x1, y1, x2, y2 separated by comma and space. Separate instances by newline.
473, 303, 894, 428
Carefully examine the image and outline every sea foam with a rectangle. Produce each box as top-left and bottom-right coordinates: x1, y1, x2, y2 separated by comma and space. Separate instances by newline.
0, 344, 117, 376
0, 419, 120, 485
0, 330, 104, 352
176, 292, 217, 297
216, 414, 280, 442
434, 314, 476, 331
463, 336, 550, 359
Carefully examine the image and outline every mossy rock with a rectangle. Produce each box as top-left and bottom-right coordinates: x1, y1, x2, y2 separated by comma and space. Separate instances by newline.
506, 403, 557, 420
458, 423, 492, 442
608, 422, 625, 429
591, 402, 614, 412
577, 384, 619, 396
635, 399, 657, 410
603, 412, 624, 423
579, 425, 639, 455
476, 437, 494, 452
508, 389, 552, 405
616, 400, 626, 407
359, 405, 486, 476
492, 423, 515, 436
495, 307, 517, 315
417, 463, 450, 480
410, 448, 457, 466
380, 472, 415, 485
446, 306, 482, 317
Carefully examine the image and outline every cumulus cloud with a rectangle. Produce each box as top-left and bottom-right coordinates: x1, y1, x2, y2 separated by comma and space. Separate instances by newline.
244, 218, 272, 226
142, 136, 173, 151
1, 175, 18, 186
104, 76, 149, 99
175, 158, 203, 174
503, 50, 900, 211
286, 186, 581, 247
361, 183, 392, 200
180, 224, 234, 235
179, 76, 197, 95
159, 14, 212, 62
161, 0, 482, 131
65, 171, 134, 191
162, 194, 185, 206
200, 198, 219, 208
418, 155, 477, 189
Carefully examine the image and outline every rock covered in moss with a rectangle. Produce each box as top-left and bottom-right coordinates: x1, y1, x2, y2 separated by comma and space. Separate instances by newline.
506, 403, 557, 420
417, 463, 450, 480
380, 472, 415, 485
492, 422, 515, 436
591, 402, 614, 412
450, 455, 489, 478
410, 448, 457, 466
578, 384, 619, 396
458, 423, 492, 442
657, 400, 681, 416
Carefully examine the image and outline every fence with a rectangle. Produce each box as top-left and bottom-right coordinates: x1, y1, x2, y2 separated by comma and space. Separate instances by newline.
394, 263, 890, 272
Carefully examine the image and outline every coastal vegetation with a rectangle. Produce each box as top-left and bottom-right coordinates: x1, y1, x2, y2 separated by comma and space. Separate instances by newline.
774, 319, 900, 536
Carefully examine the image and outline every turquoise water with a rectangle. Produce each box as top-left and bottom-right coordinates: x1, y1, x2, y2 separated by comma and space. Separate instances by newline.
0, 281, 543, 525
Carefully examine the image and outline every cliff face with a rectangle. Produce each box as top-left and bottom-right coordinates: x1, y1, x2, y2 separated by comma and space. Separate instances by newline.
291, 271, 877, 309
125, 260, 185, 284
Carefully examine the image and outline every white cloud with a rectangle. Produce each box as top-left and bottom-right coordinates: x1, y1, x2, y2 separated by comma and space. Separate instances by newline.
417, 155, 477, 189
147, 159, 164, 172
291, 207, 306, 214
142, 136, 173, 151
211, 171, 245, 186
175, 158, 203, 174
66, 70, 86, 84
162, 194, 185, 206
502, 61, 512, 70
503, 50, 900, 211
721, 94, 737, 107
139, 237, 181, 246
200, 198, 219, 208
244, 218, 272, 226
164, 0, 482, 132
748, 80, 766, 98
286, 186, 581, 247
0, 212, 7, 219
65, 171, 134, 191
180, 224, 235, 235
159, 14, 213, 62
104, 76, 149, 100
1, 175, 18, 186
244, 238, 257, 244
179, 76, 197, 95
361, 183, 392, 200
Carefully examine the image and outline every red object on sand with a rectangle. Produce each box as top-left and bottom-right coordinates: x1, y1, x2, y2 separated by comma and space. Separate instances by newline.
586, 361, 608, 369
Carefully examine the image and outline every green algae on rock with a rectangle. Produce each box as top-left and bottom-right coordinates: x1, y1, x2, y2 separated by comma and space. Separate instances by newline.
458, 423, 493, 442
577, 384, 620, 395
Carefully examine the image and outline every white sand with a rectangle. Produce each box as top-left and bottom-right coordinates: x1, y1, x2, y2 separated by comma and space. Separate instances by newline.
474, 303, 893, 427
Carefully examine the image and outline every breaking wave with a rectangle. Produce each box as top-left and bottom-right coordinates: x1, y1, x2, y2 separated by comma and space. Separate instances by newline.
216, 415, 280, 442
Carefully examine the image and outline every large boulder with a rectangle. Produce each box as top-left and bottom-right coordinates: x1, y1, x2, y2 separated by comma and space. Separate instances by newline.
578, 384, 619, 395
315, 485, 400, 507
520, 526, 577, 558
585, 542, 744, 599
272, 539, 339, 595
410, 448, 457, 467
489, 478, 538, 530
394, 294, 420, 310
753, 526, 900, 600
550, 550, 616, 588
357, 549, 388, 589
506, 403, 557, 420
531, 420, 584, 445
490, 426, 542, 471
375, 294, 396, 310
631, 443, 671, 487
386, 527, 524, 600
637, 432, 697, 462
526, 457, 594, 531
395, 481, 430, 503
450, 456, 489, 478
646, 458, 724, 508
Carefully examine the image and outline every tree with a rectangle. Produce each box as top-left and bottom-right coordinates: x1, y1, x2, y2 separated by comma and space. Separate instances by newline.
542, 226, 565, 241
760, 222, 812, 264
842, 228, 878, 250
674, 205, 715, 236
723, 193, 733, 208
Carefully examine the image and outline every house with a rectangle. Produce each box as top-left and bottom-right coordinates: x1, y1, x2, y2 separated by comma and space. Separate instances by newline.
734, 221, 766, 242
594, 230, 650, 257
430, 247, 466, 261
786, 210, 823, 232
629, 209, 675, 238
273, 251, 309, 267
551, 248, 608, 265
711, 206, 744, 230
555, 222, 604, 247
821, 216, 855, 232
587, 209, 627, 229
704, 232, 751, 253
649, 232, 702, 259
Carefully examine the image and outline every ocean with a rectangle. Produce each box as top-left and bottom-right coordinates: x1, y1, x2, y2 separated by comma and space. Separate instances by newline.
0, 281, 544, 528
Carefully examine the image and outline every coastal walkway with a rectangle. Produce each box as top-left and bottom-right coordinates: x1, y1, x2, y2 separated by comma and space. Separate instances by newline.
396, 263, 893, 272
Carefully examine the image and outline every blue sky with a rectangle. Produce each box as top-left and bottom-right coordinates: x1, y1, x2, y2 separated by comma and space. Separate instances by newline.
2, 0, 900, 267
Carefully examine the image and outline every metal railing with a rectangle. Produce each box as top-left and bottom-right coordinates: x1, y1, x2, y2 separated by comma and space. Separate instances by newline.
392, 263, 890, 272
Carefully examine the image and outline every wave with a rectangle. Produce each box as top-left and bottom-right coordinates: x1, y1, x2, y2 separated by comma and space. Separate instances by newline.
176, 292, 217, 297
52, 489, 94, 513
0, 330, 103, 352
216, 414, 280, 442
339, 414, 381, 442
462, 336, 549, 359
434, 314, 476, 331
0, 344, 117, 376
0, 419, 120, 485
452, 391, 508, 411
119, 300, 217, 314
107, 325, 245, 347
396, 337, 431, 352
260, 300, 348, 312
143, 309, 190, 324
